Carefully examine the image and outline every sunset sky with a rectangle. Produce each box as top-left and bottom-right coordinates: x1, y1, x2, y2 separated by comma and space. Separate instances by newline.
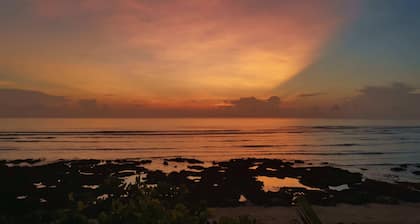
1, 0, 419, 118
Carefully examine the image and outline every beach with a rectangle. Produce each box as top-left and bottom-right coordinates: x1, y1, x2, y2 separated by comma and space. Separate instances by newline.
1, 119, 420, 223
211, 204, 420, 224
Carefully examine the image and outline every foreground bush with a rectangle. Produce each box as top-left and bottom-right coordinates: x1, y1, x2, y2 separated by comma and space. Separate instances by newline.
0, 176, 260, 224
0, 177, 208, 224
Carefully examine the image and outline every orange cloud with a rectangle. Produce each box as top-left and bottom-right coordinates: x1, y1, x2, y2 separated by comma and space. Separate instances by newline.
2, 0, 360, 102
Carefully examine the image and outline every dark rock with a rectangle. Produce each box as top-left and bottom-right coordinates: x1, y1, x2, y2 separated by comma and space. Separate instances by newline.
187, 165, 205, 170
396, 182, 420, 191
1, 157, 420, 212
7, 159, 43, 165
145, 170, 166, 183
164, 157, 204, 164
114, 170, 137, 178
391, 167, 406, 172
299, 166, 362, 189
139, 160, 152, 165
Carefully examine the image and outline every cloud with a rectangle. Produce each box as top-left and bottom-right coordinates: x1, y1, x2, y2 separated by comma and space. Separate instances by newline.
297, 92, 326, 98
0, 90, 285, 117
2, 82, 419, 119
0, 89, 67, 106
0, 80, 15, 88
78, 99, 97, 109
334, 82, 420, 119
219, 96, 281, 117
0, 0, 360, 99
0, 88, 162, 117
0, 89, 69, 116
216, 82, 420, 119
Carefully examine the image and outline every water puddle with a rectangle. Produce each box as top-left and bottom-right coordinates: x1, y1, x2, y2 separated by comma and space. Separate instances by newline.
123, 172, 147, 186
187, 176, 201, 182
16, 195, 27, 200
143, 159, 210, 173
33, 182, 46, 189
82, 185, 99, 190
239, 194, 247, 202
79, 171, 94, 176
249, 165, 258, 170
257, 176, 319, 192
97, 194, 109, 200
328, 184, 350, 191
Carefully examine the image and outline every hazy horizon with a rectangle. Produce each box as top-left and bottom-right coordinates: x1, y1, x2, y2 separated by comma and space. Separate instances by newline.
1, 81, 420, 119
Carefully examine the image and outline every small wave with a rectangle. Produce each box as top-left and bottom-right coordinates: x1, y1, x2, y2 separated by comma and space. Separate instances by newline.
0, 130, 268, 137
211, 139, 251, 142
8, 140, 133, 143
291, 152, 385, 155
322, 143, 361, 147
1, 126, 420, 136
28, 137, 56, 139
46, 147, 177, 151
311, 126, 360, 130
241, 145, 276, 148
259, 152, 386, 156
339, 162, 420, 167
0, 148, 16, 151
239, 143, 362, 148
13, 140, 42, 143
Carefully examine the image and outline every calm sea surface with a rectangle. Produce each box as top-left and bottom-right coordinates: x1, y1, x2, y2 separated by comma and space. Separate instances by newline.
1, 118, 420, 182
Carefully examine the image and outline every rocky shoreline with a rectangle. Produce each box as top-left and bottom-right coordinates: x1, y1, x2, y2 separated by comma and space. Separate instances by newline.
1, 157, 420, 212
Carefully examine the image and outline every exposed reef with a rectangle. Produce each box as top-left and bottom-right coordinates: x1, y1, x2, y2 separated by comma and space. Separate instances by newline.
1, 157, 420, 217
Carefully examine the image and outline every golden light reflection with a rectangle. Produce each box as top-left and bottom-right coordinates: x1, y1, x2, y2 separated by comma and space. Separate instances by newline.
257, 176, 319, 192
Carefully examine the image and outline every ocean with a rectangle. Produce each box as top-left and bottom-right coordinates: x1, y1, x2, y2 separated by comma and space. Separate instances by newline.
1, 118, 420, 182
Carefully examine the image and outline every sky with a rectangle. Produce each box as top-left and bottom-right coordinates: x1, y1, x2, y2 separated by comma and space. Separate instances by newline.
0, 0, 419, 118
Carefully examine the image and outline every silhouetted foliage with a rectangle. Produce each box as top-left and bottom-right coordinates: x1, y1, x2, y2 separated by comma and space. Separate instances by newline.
0, 177, 208, 224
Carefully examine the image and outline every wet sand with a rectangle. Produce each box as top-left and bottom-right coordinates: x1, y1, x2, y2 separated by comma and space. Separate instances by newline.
211, 203, 420, 224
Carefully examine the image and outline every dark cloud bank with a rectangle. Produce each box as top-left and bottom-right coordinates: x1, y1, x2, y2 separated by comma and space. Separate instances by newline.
0, 82, 419, 119
334, 82, 420, 119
